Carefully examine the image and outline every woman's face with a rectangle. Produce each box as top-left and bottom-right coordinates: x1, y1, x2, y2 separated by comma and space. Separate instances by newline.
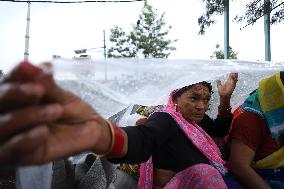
174, 84, 211, 123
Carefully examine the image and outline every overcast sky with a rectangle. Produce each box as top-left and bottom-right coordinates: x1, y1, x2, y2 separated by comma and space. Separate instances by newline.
0, 0, 284, 71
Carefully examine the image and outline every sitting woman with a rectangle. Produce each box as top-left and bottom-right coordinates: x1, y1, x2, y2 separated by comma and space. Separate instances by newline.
108, 75, 239, 189
0, 63, 242, 188
118, 78, 236, 182
228, 72, 284, 189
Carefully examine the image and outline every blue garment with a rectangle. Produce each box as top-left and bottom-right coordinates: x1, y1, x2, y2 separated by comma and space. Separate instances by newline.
242, 90, 264, 118
242, 88, 284, 138
256, 168, 284, 189
224, 176, 245, 189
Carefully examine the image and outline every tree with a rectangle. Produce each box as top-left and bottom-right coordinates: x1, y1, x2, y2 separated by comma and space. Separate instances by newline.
107, 1, 177, 58
108, 26, 137, 58
210, 44, 238, 59
198, 0, 284, 34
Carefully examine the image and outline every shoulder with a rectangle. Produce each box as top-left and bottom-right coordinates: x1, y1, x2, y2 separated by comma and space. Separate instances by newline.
145, 112, 177, 129
233, 111, 265, 128
229, 111, 267, 151
148, 111, 174, 120
198, 114, 213, 127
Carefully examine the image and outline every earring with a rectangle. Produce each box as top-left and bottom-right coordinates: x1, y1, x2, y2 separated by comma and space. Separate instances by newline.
174, 104, 178, 112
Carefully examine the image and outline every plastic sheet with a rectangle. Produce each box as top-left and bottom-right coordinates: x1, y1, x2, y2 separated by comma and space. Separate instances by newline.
52, 58, 284, 118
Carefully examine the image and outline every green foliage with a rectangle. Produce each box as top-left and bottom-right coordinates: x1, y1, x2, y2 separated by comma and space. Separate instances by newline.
107, 1, 177, 58
198, 0, 226, 35
108, 26, 137, 58
210, 44, 238, 59
198, 0, 284, 34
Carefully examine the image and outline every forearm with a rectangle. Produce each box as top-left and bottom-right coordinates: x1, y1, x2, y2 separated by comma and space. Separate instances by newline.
107, 124, 158, 164
219, 95, 231, 109
218, 95, 233, 118
96, 112, 168, 164
230, 164, 271, 189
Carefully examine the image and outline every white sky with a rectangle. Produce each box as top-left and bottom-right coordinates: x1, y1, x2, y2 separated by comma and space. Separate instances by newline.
0, 0, 284, 72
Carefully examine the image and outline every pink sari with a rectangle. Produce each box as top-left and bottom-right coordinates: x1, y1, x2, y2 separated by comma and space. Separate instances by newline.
137, 91, 228, 189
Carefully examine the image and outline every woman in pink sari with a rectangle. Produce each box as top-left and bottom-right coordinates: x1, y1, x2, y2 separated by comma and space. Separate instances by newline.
134, 80, 236, 189
0, 62, 240, 188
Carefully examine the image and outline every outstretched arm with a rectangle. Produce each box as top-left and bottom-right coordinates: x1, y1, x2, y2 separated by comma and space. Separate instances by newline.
0, 62, 128, 165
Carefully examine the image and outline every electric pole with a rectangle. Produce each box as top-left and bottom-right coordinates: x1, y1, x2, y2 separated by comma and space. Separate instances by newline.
224, 0, 229, 59
103, 30, 107, 80
264, 0, 271, 61
24, 2, 31, 60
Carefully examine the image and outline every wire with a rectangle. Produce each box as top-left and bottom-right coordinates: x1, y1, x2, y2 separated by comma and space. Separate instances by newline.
0, 0, 143, 3
241, 1, 284, 29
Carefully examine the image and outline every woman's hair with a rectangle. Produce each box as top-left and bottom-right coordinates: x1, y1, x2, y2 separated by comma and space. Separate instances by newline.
172, 81, 213, 101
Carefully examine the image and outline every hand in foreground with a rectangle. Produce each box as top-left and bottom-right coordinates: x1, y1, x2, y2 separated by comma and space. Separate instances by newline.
216, 73, 238, 98
0, 62, 111, 165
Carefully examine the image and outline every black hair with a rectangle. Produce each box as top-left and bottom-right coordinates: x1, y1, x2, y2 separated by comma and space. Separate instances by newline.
172, 81, 213, 101
280, 71, 284, 85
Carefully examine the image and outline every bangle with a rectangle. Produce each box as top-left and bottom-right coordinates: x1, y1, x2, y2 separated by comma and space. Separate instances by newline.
95, 120, 125, 157
95, 119, 115, 157
218, 105, 232, 116
108, 124, 125, 157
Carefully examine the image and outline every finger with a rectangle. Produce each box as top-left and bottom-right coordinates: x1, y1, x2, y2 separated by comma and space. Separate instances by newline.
4, 61, 71, 105
216, 80, 222, 88
0, 104, 63, 140
0, 83, 45, 113
234, 73, 239, 81
0, 125, 49, 165
29, 63, 72, 104
3, 61, 43, 83
229, 73, 238, 81
8, 61, 80, 106
39, 62, 53, 72
3, 61, 58, 102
